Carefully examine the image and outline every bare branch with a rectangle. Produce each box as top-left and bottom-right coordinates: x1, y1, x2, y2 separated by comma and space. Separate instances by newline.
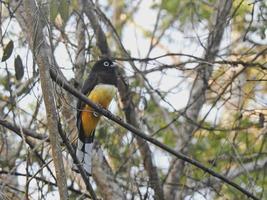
49, 67, 259, 200
9, 0, 68, 199
90, 3, 165, 198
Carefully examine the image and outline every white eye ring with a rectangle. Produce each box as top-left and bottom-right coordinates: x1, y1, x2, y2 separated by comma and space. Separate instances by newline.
103, 61, 110, 67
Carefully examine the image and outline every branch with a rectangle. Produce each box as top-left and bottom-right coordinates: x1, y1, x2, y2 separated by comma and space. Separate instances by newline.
74, 1, 86, 82
57, 120, 98, 199
83, 0, 110, 56
227, 157, 267, 180
0, 170, 90, 198
0, 118, 48, 140
164, 0, 233, 198
0, 117, 57, 184
187, 156, 267, 196
92, 142, 127, 199
49, 67, 259, 200
75, 2, 126, 199
90, 3, 164, 198
9, 0, 68, 199
0, 108, 98, 199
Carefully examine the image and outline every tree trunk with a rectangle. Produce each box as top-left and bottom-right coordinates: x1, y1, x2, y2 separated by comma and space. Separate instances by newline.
164, 1, 233, 199
9, 1, 68, 199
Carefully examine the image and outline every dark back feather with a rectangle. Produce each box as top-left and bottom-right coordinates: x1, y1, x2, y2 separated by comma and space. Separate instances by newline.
76, 58, 117, 139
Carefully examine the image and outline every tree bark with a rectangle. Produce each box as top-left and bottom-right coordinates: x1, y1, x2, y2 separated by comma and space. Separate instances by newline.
117, 69, 164, 200
92, 143, 126, 199
164, 1, 233, 199
9, 1, 68, 199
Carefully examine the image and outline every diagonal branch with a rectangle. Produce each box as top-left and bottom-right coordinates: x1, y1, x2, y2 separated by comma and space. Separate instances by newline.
9, 1, 68, 199
187, 156, 267, 197
0, 170, 90, 198
84, 0, 110, 57
0, 118, 48, 140
164, 1, 233, 199
84, 1, 164, 199
49, 67, 259, 200
57, 120, 98, 199
85, 2, 165, 198
0, 117, 56, 184
9, 1, 99, 199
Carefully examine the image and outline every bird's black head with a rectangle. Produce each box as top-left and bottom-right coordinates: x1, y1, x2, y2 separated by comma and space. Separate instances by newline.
91, 58, 117, 73
90, 58, 118, 86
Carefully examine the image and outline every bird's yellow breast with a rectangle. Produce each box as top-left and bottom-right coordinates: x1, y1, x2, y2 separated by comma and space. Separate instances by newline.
81, 84, 117, 137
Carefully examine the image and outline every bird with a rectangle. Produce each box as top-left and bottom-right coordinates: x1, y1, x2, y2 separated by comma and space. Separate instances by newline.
75, 58, 118, 175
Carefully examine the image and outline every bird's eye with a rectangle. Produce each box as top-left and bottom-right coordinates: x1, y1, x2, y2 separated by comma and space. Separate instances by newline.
103, 61, 110, 67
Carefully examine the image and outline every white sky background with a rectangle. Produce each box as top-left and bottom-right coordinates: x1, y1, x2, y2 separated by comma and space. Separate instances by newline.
0, 0, 244, 199
0, 0, 231, 123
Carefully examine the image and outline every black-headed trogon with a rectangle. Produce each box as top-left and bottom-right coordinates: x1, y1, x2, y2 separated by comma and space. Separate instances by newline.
76, 58, 117, 175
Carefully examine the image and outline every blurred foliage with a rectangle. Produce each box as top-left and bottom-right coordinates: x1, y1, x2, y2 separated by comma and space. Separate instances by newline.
0, 0, 267, 199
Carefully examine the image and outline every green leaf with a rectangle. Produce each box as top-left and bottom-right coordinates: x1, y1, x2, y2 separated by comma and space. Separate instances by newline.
50, 0, 59, 22
59, 0, 70, 23
14, 55, 24, 81
71, 0, 79, 11
2, 40, 14, 62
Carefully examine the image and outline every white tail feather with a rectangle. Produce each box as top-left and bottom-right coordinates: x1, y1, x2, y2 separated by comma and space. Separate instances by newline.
75, 138, 93, 175
83, 143, 93, 174
76, 139, 84, 162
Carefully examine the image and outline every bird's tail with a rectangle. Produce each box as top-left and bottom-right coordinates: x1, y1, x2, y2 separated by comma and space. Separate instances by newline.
75, 138, 93, 176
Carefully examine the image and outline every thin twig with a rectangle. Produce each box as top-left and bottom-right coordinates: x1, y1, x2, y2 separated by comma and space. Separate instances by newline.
50, 67, 259, 200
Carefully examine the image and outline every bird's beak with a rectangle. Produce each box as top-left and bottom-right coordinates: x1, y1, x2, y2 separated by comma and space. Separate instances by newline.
112, 62, 123, 69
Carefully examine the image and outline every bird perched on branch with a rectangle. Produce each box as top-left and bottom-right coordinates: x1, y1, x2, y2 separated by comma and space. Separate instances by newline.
75, 58, 118, 175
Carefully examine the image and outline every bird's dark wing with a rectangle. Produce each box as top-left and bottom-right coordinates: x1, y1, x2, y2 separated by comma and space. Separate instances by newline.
76, 72, 98, 138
